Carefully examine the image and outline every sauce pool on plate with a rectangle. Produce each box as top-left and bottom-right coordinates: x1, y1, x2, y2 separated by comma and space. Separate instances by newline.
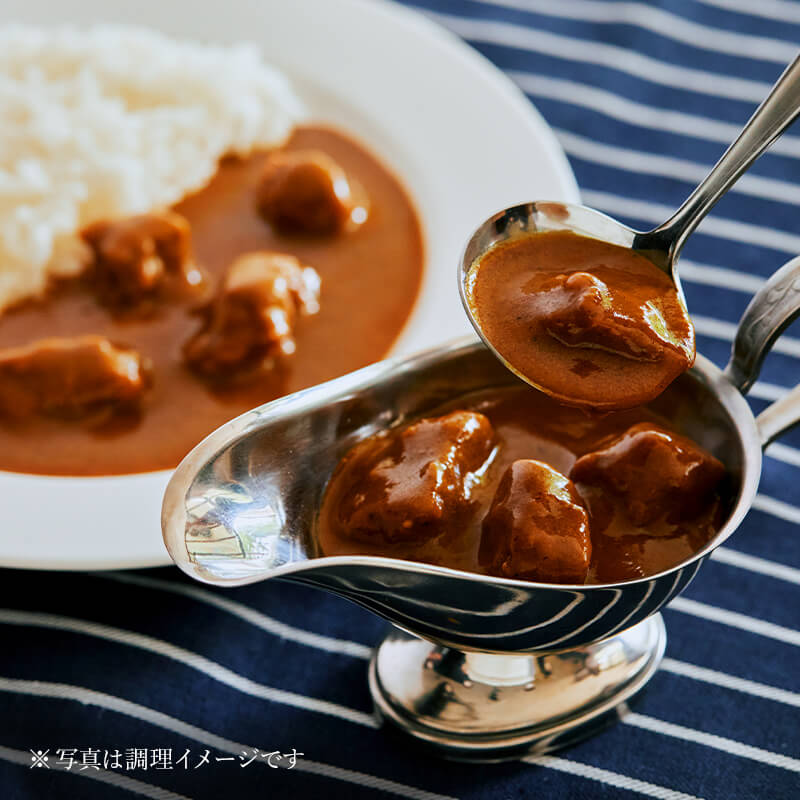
0, 126, 424, 475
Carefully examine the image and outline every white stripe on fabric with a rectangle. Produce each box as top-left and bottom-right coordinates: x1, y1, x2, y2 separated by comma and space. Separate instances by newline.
0, 679, 454, 800
510, 72, 800, 159
711, 547, 800, 586
8, 605, 799, 762
752, 382, 790, 402
423, 9, 770, 102
555, 128, 800, 206
766, 442, 800, 467
752, 494, 800, 526
7, 674, 790, 797
692, 316, 800, 359
669, 597, 800, 647
693, 0, 800, 25
680, 259, 765, 294
475, 0, 797, 64
661, 658, 800, 708
523, 754, 703, 800
294, 761, 456, 800
98, 572, 372, 660
101, 570, 800, 714
581, 189, 800, 255
0, 745, 191, 800
691, 316, 744, 344
0, 610, 377, 729
623, 712, 800, 772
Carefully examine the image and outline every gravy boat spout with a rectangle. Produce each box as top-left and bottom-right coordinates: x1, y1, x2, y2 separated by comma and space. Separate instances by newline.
162, 338, 755, 655
161, 236, 800, 763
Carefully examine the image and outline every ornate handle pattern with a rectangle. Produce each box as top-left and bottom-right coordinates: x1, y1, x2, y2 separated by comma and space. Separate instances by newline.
725, 255, 800, 393
724, 255, 800, 446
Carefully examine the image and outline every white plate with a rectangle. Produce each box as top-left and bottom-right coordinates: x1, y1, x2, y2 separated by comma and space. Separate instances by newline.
0, 0, 579, 570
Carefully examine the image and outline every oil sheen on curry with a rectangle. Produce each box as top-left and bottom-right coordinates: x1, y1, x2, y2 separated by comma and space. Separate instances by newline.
0, 126, 424, 475
318, 386, 725, 584
465, 230, 695, 410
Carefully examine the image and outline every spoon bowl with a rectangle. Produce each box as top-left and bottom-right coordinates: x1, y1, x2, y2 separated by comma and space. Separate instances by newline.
458, 200, 694, 407
459, 54, 800, 407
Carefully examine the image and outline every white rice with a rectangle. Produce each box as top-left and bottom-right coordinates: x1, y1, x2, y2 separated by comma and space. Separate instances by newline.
0, 24, 306, 311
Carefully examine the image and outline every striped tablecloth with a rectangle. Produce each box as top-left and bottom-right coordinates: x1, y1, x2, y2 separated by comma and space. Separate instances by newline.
3, 1, 800, 798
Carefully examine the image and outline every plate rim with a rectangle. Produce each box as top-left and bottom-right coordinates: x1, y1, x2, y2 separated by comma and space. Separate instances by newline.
0, 0, 579, 570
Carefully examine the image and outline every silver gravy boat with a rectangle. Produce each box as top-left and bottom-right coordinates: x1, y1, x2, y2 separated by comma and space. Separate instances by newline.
162, 253, 800, 760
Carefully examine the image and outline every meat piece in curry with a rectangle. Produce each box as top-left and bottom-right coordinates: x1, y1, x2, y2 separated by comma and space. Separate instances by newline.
537, 271, 680, 362
324, 411, 497, 545
465, 230, 695, 409
0, 335, 149, 420
183, 251, 320, 380
319, 386, 727, 585
570, 423, 725, 527
82, 211, 204, 310
480, 459, 591, 583
255, 149, 367, 235
0, 126, 423, 476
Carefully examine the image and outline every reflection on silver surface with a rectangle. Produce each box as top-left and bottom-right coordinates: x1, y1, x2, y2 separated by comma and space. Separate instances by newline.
162, 251, 800, 757
163, 339, 758, 651
370, 617, 665, 760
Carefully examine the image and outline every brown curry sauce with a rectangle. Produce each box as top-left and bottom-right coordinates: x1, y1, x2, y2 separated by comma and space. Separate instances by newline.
318, 228, 722, 585
318, 386, 725, 584
0, 122, 725, 586
0, 126, 424, 475
465, 230, 695, 410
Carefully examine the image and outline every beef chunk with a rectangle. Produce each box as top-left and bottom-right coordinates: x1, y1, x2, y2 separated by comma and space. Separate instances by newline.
0, 335, 149, 419
82, 211, 203, 308
539, 272, 676, 362
255, 149, 365, 235
570, 423, 725, 527
331, 411, 497, 545
480, 460, 591, 583
184, 251, 320, 379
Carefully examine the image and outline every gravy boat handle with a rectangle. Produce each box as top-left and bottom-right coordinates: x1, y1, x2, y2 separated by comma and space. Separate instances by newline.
724, 254, 800, 446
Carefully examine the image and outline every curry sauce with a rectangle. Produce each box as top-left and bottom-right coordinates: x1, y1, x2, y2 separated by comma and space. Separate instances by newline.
0, 126, 424, 475
319, 385, 724, 584
466, 231, 695, 410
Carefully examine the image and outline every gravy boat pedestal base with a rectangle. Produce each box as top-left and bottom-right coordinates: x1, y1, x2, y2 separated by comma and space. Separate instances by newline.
164, 255, 800, 761
369, 617, 665, 761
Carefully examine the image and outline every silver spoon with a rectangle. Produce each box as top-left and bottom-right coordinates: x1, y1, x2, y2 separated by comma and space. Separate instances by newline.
161, 253, 800, 758
459, 55, 800, 405
161, 56, 800, 761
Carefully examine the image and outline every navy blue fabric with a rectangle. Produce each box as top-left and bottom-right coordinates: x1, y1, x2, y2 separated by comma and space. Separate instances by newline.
2, 1, 800, 798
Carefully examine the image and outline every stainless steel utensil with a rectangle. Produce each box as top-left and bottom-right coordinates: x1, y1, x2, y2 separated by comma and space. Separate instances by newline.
162, 253, 800, 760
459, 56, 800, 404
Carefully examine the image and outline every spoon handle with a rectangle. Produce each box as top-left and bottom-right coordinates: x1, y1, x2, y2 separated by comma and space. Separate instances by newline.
638, 54, 800, 264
